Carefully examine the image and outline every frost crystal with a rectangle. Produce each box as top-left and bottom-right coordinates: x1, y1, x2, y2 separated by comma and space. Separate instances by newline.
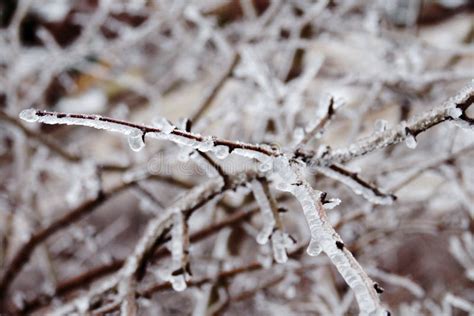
19, 109, 39, 122
127, 129, 145, 152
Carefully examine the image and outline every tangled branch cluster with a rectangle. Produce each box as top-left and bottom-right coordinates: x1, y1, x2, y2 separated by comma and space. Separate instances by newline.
1, 0, 473, 315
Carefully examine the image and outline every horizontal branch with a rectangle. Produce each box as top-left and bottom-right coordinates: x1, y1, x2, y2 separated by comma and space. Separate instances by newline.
18, 82, 473, 171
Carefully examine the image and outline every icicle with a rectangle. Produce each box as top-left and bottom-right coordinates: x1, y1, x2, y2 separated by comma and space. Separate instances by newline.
152, 117, 175, 134
272, 230, 289, 263
168, 211, 189, 292
213, 145, 229, 159
19, 109, 39, 122
374, 119, 388, 132
127, 129, 145, 152
251, 180, 276, 245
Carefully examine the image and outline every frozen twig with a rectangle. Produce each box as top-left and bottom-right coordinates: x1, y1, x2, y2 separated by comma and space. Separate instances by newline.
367, 267, 425, 298
49, 172, 256, 315
306, 82, 474, 167
316, 164, 396, 205
281, 164, 388, 315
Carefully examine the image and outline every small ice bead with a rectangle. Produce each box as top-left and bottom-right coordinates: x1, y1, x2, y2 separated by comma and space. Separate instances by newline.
213, 145, 229, 159
19, 109, 39, 122
152, 117, 175, 134
128, 129, 145, 152
171, 275, 187, 292
374, 119, 388, 132
405, 134, 417, 149
307, 239, 322, 256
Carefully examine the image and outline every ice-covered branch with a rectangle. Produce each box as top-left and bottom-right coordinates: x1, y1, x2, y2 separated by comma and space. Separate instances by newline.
271, 156, 388, 315
250, 178, 293, 263
307, 82, 474, 166
367, 267, 425, 298
19, 109, 277, 158
295, 96, 337, 150
50, 172, 256, 315
0, 180, 137, 300
1, 110, 128, 172
316, 164, 396, 205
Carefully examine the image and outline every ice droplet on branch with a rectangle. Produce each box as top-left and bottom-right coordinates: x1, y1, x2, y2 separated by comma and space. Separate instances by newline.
128, 129, 145, 152
213, 145, 229, 159
307, 239, 322, 256
19, 109, 39, 122
405, 134, 417, 149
